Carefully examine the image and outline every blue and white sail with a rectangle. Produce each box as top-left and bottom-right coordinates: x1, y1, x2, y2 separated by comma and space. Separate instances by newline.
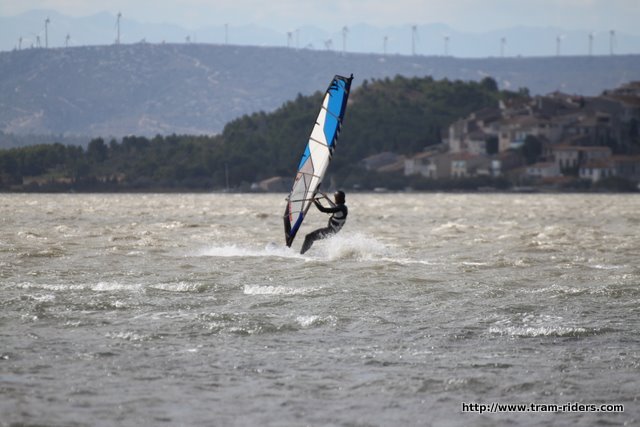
284, 74, 354, 247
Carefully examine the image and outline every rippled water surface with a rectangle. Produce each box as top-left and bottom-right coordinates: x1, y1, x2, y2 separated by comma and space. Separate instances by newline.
1, 193, 639, 426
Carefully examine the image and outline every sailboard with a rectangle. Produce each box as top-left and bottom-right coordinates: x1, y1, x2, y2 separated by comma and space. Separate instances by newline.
284, 74, 354, 247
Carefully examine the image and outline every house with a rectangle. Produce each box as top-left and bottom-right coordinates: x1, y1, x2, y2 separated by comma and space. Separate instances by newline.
559, 113, 616, 146
580, 155, 640, 183
550, 145, 612, 172
466, 130, 491, 155
579, 159, 615, 183
526, 162, 561, 179
498, 115, 560, 151
405, 151, 457, 179
450, 153, 493, 178
551, 145, 581, 170
448, 108, 501, 153
404, 151, 437, 178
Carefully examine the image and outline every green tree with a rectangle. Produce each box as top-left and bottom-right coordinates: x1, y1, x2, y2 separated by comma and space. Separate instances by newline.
480, 77, 499, 92
87, 138, 108, 163
486, 137, 499, 155
521, 135, 543, 165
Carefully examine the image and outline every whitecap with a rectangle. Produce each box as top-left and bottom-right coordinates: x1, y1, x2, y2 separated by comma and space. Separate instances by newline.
430, 222, 468, 234
29, 294, 56, 302
91, 281, 144, 292
15, 282, 85, 292
489, 313, 594, 337
489, 325, 588, 337
106, 331, 150, 341
296, 315, 321, 327
378, 257, 442, 266
243, 285, 320, 295
295, 314, 336, 328
590, 264, 622, 270
150, 281, 206, 293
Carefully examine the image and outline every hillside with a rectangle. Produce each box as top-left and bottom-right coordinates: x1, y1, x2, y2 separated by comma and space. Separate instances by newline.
0, 76, 511, 191
1, 43, 640, 142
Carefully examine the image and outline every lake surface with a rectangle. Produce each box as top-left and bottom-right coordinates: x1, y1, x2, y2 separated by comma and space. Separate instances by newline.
1, 193, 638, 426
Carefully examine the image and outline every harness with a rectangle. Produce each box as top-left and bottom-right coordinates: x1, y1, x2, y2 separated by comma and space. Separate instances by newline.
329, 206, 348, 231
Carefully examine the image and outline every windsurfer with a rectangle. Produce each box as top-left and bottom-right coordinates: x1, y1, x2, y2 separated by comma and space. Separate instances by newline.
300, 191, 348, 254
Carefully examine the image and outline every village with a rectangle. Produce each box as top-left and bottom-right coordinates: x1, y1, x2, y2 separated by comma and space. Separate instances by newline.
355, 81, 640, 191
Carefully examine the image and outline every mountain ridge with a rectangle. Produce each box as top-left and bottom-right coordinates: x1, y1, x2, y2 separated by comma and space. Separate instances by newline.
1, 42, 639, 140
3, 9, 640, 57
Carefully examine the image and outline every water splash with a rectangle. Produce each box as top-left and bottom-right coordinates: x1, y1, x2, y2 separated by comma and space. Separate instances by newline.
314, 233, 390, 261
195, 243, 302, 259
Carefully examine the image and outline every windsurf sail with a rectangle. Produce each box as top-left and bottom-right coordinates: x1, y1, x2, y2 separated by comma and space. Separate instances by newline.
284, 74, 354, 247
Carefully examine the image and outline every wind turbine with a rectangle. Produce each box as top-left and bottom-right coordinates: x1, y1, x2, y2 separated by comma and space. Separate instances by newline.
287, 31, 293, 48
45, 17, 50, 48
324, 39, 333, 51
443, 34, 450, 56
500, 37, 506, 57
609, 30, 616, 55
411, 25, 419, 55
225, 23, 229, 45
116, 12, 122, 45
18, 37, 23, 50
556, 35, 565, 57
65, 34, 70, 48
383, 35, 388, 55
588, 32, 595, 56
342, 26, 349, 53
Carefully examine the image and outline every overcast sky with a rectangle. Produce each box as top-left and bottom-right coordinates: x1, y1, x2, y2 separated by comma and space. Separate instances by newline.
2, 0, 639, 34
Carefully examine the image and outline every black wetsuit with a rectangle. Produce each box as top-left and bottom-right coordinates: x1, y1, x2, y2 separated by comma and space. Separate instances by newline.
300, 199, 348, 254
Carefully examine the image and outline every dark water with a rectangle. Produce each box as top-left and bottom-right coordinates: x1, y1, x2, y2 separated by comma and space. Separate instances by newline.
1, 193, 638, 426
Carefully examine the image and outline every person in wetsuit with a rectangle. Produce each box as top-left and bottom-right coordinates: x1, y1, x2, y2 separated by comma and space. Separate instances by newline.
300, 190, 348, 254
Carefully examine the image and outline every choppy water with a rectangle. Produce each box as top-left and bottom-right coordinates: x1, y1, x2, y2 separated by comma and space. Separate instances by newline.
1, 193, 639, 426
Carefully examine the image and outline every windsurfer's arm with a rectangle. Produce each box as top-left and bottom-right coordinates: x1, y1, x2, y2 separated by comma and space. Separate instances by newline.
313, 198, 328, 211
314, 199, 342, 214
316, 192, 336, 206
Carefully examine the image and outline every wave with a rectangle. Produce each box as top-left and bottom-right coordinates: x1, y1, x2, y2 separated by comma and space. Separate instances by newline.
194, 233, 391, 262
195, 311, 336, 336
149, 281, 208, 293
13, 280, 205, 294
489, 314, 611, 338
105, 330, 160, 342
17, 247, 66, 258
489, 325, 592, 337
243, 284, 322, 296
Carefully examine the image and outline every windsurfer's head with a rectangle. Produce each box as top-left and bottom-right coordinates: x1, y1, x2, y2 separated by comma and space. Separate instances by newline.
334, 190, 345, 204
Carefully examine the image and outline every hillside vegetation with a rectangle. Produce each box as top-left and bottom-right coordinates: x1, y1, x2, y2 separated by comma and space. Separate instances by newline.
0, 75, 519, 191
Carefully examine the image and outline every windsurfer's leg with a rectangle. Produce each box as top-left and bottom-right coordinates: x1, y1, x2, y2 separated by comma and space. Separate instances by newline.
300, 227, 331, 254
